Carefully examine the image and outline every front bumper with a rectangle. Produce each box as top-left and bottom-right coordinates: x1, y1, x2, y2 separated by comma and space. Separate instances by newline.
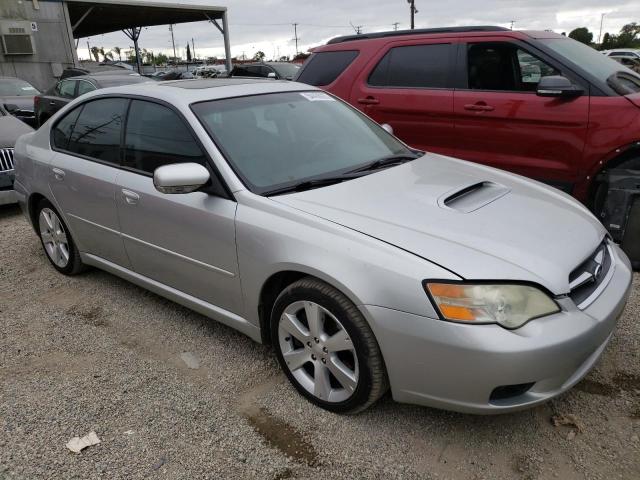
0, 171, 16, 206
361, 243, 632, 414
0, 189, 17, 206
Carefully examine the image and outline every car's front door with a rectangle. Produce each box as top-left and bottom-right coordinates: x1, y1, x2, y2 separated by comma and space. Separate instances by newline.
453, 40, 589, 191
115, 99, 242, 314
48, 97, 130, 267
348, 40, 458, 155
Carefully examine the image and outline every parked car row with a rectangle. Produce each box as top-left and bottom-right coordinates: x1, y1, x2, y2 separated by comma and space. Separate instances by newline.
296, 26, 640, 267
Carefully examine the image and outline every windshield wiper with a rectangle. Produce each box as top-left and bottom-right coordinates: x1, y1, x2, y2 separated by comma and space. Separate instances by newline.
347, 152, 421, 174
264, 173, 364, 196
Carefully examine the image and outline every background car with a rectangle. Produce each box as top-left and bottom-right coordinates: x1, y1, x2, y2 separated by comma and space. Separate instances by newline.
150, 70, 195, 81
34, 74, 149, 127
602, 49, 640, 61
296, 27, 640, 268
0, 76, 40, 127
611, 55, 640, 73
0, 104, 34, 205
230, 62, 300, 80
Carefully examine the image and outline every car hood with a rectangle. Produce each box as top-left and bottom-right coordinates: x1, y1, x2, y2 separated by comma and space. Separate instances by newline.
272, 153, 606, 295
0, 115, 34, 147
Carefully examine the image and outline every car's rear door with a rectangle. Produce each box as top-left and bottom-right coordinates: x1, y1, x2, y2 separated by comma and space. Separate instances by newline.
115, 99, 243, 314
348, 38, 458, 155
452, 38, 589, 191
45, 79, 76, 117
48, 97, 129, 267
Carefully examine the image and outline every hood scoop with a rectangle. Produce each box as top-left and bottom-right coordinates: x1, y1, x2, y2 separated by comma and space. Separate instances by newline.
438, 181, 510, 213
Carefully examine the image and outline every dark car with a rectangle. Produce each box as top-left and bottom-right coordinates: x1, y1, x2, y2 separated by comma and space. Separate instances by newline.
0, 103, 33, 205
35, 74, 148, 127
230, 62, 300, 80
0, 76, 40, 127
296, 26, 640, 266
151, 70, 195, 81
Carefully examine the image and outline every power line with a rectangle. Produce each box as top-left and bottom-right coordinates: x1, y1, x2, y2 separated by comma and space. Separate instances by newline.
392, 22, 400, 31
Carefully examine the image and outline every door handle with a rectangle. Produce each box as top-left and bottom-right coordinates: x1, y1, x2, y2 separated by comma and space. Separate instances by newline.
52, 167, 65, 180
49, 101, 56, 106
121, 189, 140, 205
463, 103, 495, 112
357, 96, 380, 105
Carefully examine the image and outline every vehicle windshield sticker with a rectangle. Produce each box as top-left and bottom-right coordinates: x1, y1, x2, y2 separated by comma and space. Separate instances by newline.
299, 92, 335, 102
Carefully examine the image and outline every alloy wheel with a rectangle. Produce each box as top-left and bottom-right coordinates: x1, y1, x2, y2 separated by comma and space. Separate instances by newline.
39, 208, 70, 268
278, 300, 359, 403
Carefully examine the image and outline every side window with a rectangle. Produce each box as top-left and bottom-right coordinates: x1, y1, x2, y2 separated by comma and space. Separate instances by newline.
52, 106, 82, 150
246, 66, 264, 77
468, 43, 560, 92
76, 80, 96, 97
368, 44, 452, 88
56, 80, 76, 98
296, 50, 359, 86
261, 66, 276, 78
67, 98, 127, 165
123, 100, 206, 174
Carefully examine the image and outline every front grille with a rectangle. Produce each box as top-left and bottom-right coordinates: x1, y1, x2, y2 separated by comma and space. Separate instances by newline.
568, 241, 612, 308
0, 148, 15, 172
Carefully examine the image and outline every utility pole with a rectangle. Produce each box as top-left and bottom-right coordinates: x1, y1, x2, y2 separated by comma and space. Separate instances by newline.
292, 23, 299, 55
192, 38, 196, 61
169, 24, 177, 61
350, 22, 362, 34
407, 0, 417, 30
510, 20, 515, 30
598, 13, 606, 45
86, 40, 91, 61
392, 22, 400, 31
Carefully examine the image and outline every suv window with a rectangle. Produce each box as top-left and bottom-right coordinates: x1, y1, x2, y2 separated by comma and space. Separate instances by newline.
468, 43, 559, 91
368, 44, 452, 88
67, 98, 127, 164
123, 100, 206, 174
52, 106, 82, 150
56, 80, 76, 98
296, 50, 359, 86
77, 80, 97, 96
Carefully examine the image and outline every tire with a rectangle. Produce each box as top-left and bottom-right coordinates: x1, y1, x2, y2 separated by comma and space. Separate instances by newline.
35, 199, 84, 275
271, 277, 388, 414
622, 198, 640, 270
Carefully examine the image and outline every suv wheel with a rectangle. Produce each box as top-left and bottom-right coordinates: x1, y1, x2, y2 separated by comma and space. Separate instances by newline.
36, 200, 84, 275
271, 277, 388, 413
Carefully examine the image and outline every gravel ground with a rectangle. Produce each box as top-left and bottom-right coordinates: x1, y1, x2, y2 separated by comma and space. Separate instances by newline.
0, 203, 639, 480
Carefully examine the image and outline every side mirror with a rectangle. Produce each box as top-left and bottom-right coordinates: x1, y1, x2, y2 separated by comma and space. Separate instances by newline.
153, 163, 210, 194
381, 123, 394, 135
536, 75, 583, 98
4, 103, 19, 113
267, 72, 277, 79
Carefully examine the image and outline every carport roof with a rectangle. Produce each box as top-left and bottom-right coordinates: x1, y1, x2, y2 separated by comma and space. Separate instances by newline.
64, 0, 226, 38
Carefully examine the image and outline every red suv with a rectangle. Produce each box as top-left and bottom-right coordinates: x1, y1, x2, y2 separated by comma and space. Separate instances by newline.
295, 26, 640, 266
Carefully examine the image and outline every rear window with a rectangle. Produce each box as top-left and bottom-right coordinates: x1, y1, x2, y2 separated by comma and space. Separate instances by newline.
295, 50, 359, 86
368, 43, 452, 89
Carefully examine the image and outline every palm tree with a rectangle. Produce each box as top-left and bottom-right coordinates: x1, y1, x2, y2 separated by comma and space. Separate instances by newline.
112, 46, 122, 61
90, 46, 100, 62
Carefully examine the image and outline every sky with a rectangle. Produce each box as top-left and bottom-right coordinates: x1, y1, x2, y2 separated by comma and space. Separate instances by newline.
77, 0, 640, 61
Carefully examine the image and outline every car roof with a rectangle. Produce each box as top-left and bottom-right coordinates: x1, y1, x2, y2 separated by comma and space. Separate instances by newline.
75, 78, 317, 105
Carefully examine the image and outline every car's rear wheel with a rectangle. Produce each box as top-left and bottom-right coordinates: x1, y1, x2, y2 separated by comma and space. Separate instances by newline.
271, 277, 388, 413
36, 200, 84, 275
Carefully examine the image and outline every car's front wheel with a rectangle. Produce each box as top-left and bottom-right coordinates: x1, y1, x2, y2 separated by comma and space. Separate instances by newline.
36, 199, 84, 275
271, 277, 388, 413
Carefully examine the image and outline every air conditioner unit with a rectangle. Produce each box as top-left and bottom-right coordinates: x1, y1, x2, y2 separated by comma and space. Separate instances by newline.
0, 20, 35, 55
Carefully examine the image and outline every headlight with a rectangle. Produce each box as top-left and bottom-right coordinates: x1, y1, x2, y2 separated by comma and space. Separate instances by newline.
424, 282, 560, 329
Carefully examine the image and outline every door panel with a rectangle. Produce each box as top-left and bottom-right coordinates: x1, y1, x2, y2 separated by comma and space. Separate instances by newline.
349, 41, 457, 155
116, 172, 243, 314
48, 152, 129, 266
453, 41, 589, 185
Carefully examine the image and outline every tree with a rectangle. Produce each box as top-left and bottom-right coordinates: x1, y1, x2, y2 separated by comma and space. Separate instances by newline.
615, 22, 640, 48
568, 27, 593, 45
112, 46, 122, 61
278, 55, 290, 62
154, 52, 168, 66
601, 32, 615, 50
253, 50, 265, 61
90, 46, 100, 62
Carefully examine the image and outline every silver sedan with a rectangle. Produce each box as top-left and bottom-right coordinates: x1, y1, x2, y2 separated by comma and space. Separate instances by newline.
13, 79, 632, 414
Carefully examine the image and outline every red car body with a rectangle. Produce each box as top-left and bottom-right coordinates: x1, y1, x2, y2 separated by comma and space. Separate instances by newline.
297, 28, 640, 205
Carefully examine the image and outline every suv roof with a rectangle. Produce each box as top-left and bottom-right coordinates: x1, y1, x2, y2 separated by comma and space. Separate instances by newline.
327, 26, 509, 44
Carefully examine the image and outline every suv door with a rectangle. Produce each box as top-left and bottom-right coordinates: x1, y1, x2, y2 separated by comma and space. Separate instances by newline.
348, 40, 457, 155
49, 98, 130, 267
116, 99, 243, 314
453, 40, 589, 191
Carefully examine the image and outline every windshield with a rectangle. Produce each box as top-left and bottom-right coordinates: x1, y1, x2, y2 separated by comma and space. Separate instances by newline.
192, 91, 412, 194
0, 78, 39, 96
540, 38, 640, 94
272, 63, 300, 78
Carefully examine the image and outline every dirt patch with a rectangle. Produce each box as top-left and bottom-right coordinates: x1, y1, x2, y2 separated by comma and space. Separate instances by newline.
67, 304, 107, 327
576, 373, 640, 397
